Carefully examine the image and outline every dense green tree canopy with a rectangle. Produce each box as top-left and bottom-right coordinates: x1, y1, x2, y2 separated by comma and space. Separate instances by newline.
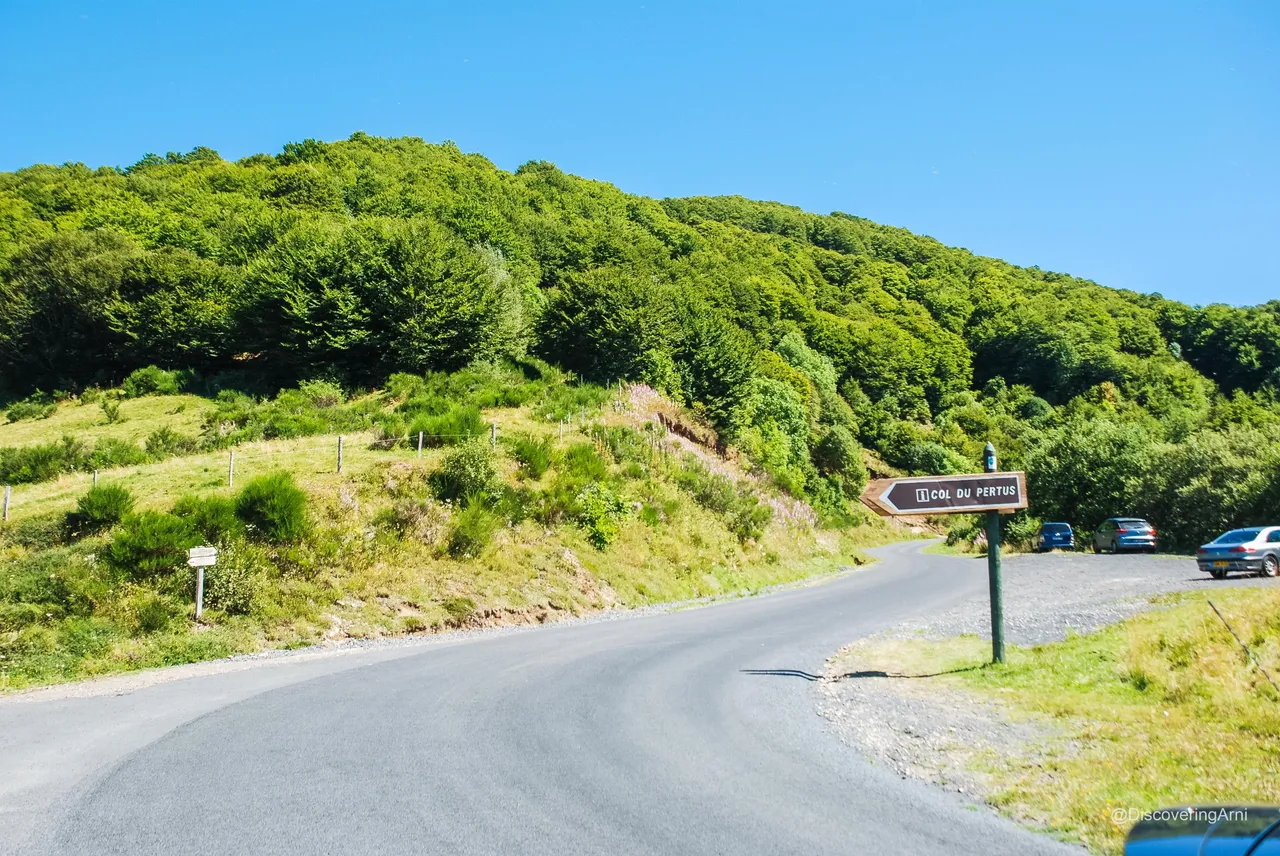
1, 133, 1276, 544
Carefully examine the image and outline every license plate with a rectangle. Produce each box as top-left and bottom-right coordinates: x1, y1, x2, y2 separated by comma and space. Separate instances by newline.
1213, 561, 1228, 568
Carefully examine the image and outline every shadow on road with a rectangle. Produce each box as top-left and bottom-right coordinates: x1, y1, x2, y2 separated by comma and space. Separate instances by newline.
740, 666, 981, 682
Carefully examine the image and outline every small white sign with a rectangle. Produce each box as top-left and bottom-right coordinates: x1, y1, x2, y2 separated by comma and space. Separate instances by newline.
187, 546, 218, 567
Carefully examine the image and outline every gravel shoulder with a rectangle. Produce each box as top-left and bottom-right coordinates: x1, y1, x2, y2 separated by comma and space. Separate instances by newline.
817, 548, 1276, 822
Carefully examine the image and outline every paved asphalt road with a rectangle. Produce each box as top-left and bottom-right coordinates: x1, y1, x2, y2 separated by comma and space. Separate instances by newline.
3, 541, 1082, 856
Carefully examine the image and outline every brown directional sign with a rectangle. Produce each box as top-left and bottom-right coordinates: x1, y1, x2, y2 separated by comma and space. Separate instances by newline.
860, 472, 1028, 516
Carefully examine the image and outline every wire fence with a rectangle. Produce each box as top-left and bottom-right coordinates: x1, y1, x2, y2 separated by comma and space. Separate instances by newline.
0, 405, 654, 523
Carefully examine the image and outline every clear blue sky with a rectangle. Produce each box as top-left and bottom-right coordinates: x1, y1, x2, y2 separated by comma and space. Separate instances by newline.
2, 1, 1276, 306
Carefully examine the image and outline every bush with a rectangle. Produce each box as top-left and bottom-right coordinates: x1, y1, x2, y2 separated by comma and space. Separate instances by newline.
122, 365, 184, 397
574, 483, 628, 548
72, 484, 136, 532
509, 434, 554, 479
5, 392, 57, 422
562, 442, 608, 481
235, 472, 309, 543
172, 494, 244, 543
145, 427, 198, 459
446, 496, 499, 558
673, 456, 773, 542
431, 441, 497, 502
0, 436, 89, 484
100, 398, 123, 424
297, 378, 346, 408
377, 497, 450, 544
89, 438, 149, 470
405, 405, 486, 448
201, 540, 270, 614
0, 511, 70, 549
105, 511, 201, 579
133, 593, 179, 634
441, 596, 477, 627
589, 425, 649, 464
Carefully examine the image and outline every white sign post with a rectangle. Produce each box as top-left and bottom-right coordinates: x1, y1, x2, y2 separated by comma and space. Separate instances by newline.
187, 546, 218, 619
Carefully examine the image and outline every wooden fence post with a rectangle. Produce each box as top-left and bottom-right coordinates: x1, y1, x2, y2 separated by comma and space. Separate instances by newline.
2, 486, 9, 522
337, 436, 345, 473
417, 431, 424, 458
491, 422, 497, 450
228, 450, 235, 488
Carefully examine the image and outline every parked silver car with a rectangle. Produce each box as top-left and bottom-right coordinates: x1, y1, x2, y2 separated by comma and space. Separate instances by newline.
1196, 526, 1280, 579
1093, 518, 1157, 554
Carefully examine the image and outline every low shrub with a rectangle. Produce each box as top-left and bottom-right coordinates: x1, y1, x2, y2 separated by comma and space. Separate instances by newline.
537, 382, 613, 421
122, 365, 184, 398
133, 592, 180, 634
509, 434, 554, 479
0, 547, 98, 622
405, 406, 486, 449
88, 438, 150, 470
145, 427, 198, 459
377, 497, 450, 544
105, 511, 201, 579
5, 392, 57, 422
574, 483, 628, 549
100, 398, 123, 424
297, 379, 345, 408
562, 442, 608, 482
0, 436, 89, 484
201, 540, 270, 614
235, 472, 309, 543
673, 457, 773, 542
72, 484, 136, 532
441, 596, 477, 627
592, 425, 650, 464
172, 494, 244, 543
0, 511, 70, 549
431, 441, 497, 502
446, 496, 500, 558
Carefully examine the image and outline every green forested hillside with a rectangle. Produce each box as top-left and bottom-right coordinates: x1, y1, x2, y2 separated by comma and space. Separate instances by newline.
1, 134, 1278, 549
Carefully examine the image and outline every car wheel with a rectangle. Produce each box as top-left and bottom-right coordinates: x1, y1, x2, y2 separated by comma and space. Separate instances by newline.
1262, 555, 1279, 578
1092, 542, 1101, 554
1110, 540, 1119, 554
1210, 568, 1227, 580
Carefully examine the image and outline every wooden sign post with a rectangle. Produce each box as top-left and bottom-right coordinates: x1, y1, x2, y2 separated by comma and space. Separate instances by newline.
860, 442, 1026, 664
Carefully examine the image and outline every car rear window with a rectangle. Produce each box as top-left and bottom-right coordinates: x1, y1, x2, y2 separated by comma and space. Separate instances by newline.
1214, 528, 1263, 544
1117, 519, 1151, 529
1042, 523, 1071, 534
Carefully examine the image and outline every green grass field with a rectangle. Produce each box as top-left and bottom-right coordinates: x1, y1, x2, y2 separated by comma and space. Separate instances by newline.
0, 394, 211, 448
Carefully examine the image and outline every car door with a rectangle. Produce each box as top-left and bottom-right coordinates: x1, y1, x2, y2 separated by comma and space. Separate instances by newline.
1095, 521, 1112, 549
1269, 528, 1280, 559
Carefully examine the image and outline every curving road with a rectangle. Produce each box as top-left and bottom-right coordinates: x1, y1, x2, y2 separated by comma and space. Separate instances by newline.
3, 542, 1081, 855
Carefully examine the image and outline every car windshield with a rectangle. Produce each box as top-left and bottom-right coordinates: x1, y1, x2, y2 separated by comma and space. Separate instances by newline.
1042, 523, 1071, 534
1213, 528, 1263, 544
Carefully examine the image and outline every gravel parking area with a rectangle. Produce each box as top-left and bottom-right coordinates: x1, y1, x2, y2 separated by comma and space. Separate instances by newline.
891, 549, 1273, 645
817, 548, 1278, 816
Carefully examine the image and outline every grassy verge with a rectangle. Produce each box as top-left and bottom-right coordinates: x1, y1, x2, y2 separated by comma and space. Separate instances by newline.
836, 587, 1280, 854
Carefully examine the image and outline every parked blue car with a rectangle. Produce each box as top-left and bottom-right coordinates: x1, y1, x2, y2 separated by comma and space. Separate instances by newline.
1034, 522, 1075, 552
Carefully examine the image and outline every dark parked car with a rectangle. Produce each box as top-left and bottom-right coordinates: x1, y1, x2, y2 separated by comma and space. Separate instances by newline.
1196, 526, 1280, 579
1034, 522, 1074, 552
1125, 805, 1280, 854
1093, 518, 1157, 554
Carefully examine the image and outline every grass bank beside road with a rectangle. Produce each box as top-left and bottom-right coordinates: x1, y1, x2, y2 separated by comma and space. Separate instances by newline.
831, 586, 1280, 855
